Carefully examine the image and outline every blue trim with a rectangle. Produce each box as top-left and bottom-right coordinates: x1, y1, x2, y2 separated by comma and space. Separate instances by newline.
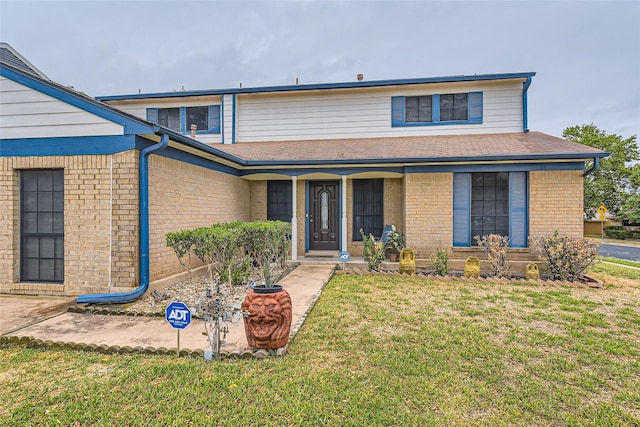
583, 157, 600, 177
406, 162, 585, 174
146, 108, 158, 123
179, 107, 186, 134
522, 77, 532, 132
77, 134, 170, 304
392, 92, 482, 127
305, 181, 310, 252
0, 65, 154, 135
232, 95, 236, 143
452, 173, 471, 247
241, 152, 605, 167
338, 179, 343, 251
239, 166, 406, 177
433, 94, 440, 124
509, 172, 528, 248
97, 72, 537, 101
221, 96, 225, 144
1, 135, 138, 156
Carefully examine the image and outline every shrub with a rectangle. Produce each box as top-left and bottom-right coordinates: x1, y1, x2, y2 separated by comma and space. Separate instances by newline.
361, 229, 385, 272
220, 255, 252, 287
431, 248, 449, 276
605, 229, 629, 240
529, 232, 600, 281
166, 229, 196, 278
475, 234, 511, 278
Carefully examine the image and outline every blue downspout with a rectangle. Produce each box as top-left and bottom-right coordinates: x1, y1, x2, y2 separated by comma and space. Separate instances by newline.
77, 133, 169, 304
583, 157, 600, 177
522, 76, 532, 132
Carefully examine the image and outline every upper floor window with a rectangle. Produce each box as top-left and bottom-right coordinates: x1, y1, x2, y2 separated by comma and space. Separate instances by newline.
392, 92, 482, 127
147, 105, 221, 135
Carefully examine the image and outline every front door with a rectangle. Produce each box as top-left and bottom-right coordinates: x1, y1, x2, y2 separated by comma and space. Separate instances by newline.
309, 181, 339, 251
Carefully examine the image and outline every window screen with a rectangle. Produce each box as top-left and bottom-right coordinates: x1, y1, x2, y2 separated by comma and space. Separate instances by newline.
471, 172, 509, 240
353, 179, 384, 241
20, 170, 64, 282
267, 181, 292, 223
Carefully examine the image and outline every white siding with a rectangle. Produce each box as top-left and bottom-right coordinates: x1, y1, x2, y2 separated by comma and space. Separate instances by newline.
0, 77, 123, 139
236, 80, 524, 142
107, 96, 223, 145
222, 94, 235, 144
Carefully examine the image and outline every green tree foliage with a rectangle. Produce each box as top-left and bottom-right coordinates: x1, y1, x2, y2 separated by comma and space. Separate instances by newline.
563, 124, 638, 219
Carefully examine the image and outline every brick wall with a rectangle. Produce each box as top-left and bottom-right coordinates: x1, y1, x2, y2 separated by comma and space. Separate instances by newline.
529, 169, 584, 237
0, 153, 138, 296
250, 181, 267, 221
147, 155, 250, 282
404, 172, 453, 258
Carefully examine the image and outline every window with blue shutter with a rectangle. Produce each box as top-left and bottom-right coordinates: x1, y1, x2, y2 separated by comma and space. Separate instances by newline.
391, 91, 483, 127
453, 173, 471, 247
509, 172, 528, 248
453, 171, 529, 247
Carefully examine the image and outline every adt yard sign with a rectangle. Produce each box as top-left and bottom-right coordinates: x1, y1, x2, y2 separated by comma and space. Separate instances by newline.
166, 301, 191, 329
339, 251, 351, 263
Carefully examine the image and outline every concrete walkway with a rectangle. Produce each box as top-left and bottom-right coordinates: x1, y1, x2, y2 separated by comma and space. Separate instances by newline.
1, 264, 336, 354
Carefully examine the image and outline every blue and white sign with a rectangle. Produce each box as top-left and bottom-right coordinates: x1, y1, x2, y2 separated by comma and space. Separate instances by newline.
165, 301, 191, 329
339, 251, 351, 263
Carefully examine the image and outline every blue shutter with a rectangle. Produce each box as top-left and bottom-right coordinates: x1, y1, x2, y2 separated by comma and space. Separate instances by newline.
509, 172, 528, 248
453, 173, 471, 246
179, 107, 186, 133
391, 96, 405, 125
208, 105, 221, 133
146, 108, 158, 123
468, 92, 483, 123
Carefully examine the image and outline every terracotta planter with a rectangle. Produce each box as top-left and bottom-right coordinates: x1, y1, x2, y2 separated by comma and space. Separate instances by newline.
242, 285, 292, 349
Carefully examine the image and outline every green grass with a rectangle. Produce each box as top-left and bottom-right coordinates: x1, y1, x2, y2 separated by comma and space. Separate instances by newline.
2, 275, 639, 426
603, 257, 640, 269
590, 261, 640, 280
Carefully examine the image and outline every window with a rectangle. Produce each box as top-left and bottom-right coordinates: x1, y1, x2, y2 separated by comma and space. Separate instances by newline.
20, 170, 64, 282
440, 93, 468, 122
406, 95, 433, 123
147, 105, 221, 134
471, 172, 509, 238
392, 92, 482, 126
158, 108, 180, 131
267, 181, 292, 223
353, 179, 384, 241
453, 172, 528, 248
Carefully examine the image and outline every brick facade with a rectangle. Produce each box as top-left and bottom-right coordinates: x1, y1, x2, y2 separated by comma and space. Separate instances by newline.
0, 153, 138, 296
147, 155, 251, 282
529, 169, 584, 238
403, 172, 454, 258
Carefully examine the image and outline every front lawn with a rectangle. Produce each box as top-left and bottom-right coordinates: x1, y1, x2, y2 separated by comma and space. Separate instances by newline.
1, 274, 639, 426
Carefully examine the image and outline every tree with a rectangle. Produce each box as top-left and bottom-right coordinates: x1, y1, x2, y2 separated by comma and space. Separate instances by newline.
563, 124, 638, 219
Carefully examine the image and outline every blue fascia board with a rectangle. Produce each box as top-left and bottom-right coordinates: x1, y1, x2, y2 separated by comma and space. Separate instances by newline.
406, 162, 585, 174
135, 137, 239, 176
0, 135, 137, 156
239, 151, 609, 167
239, 166, 406, 177
0, 64, 155, 135
97, 72, 537, 101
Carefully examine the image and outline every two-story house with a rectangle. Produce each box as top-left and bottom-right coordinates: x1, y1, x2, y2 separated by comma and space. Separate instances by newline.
0, 43, 607, 300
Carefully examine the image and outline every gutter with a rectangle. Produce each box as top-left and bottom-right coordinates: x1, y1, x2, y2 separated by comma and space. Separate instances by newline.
583, 156, 601, 177
77, 132, 169, 304
522, 76, 532, 132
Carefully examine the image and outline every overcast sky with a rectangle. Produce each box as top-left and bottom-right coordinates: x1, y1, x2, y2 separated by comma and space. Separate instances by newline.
1, 0, 638, 139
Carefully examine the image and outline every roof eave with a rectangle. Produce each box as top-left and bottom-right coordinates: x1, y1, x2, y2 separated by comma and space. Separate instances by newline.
97, 72, 537, 101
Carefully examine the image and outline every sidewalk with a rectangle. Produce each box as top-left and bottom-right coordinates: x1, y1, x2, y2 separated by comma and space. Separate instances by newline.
1, 264, 336, 356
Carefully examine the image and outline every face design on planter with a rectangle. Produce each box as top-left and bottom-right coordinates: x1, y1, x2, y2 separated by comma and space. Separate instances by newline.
242, 291, 292, 348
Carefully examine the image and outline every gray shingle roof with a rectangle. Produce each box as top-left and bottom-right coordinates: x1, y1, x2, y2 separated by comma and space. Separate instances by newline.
214, 131, 607, 165
0, 42, 49, 80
